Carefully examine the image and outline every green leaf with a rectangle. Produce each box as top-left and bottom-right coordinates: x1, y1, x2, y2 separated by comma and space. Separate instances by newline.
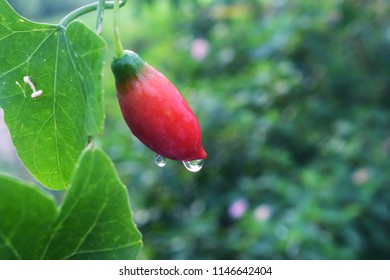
0, 0, 105, 190
0, 176, 57, 260
42, 148, 143, 260
66, 21, 105, 136
0, 148, 142, 260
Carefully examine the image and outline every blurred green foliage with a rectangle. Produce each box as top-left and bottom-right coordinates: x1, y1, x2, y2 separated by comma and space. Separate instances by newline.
5, 0, 390, 259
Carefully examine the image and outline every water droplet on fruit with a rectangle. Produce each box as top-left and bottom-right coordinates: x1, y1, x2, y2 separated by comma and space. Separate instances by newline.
155, 155, 167, 167
182, 159, 204, 172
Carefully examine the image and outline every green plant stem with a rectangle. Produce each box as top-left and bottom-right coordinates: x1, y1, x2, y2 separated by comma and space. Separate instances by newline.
59, 0, 127, 28
114, 0, 125, 57
87, 0, 106, 143
95, 0, 106, 34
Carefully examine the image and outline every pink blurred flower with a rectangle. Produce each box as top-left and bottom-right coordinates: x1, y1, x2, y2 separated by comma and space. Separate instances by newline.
253, 204, 272, 222
190, 38, 209, 61
351, 168, 370, 186
228, 198, 248, 219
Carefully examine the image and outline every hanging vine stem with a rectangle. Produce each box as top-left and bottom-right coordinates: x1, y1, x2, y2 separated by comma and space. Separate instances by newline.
95, 0, 106, 34
59, 0, 127, 28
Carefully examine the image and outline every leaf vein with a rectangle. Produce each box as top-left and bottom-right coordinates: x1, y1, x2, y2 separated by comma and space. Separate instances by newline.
52, 31, 66, 187
0, 229, 22, 260
32, 113, 54, 171
66, 240, 143, 258
56, 102, 83, 142
0, 30, 56, 79
62, 197, 109, 260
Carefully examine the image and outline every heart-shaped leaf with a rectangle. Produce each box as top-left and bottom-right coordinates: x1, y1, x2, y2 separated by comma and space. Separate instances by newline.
0, 148, 142, 260
0, 176, 57, 259
0, 0, 105, 190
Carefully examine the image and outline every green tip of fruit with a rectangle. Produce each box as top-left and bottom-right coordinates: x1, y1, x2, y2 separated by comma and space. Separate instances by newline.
111, 50, 145, 84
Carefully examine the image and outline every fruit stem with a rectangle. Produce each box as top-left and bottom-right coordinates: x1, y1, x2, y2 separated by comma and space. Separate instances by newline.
59, 0, 127, 28
114, 0, 125, 57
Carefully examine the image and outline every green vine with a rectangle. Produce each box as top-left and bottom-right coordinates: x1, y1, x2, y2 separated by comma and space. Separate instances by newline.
59, 0, 127, 27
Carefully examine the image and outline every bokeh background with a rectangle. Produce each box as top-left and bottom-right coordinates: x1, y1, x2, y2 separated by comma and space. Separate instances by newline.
1, 0, 390, 259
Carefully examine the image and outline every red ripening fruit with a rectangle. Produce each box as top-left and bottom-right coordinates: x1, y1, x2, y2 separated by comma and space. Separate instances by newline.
111, 50, 207, 161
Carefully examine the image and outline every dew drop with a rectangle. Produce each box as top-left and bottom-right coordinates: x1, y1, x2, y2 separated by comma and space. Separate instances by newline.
182, 159, 205, 172
155, 155, 167, 167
